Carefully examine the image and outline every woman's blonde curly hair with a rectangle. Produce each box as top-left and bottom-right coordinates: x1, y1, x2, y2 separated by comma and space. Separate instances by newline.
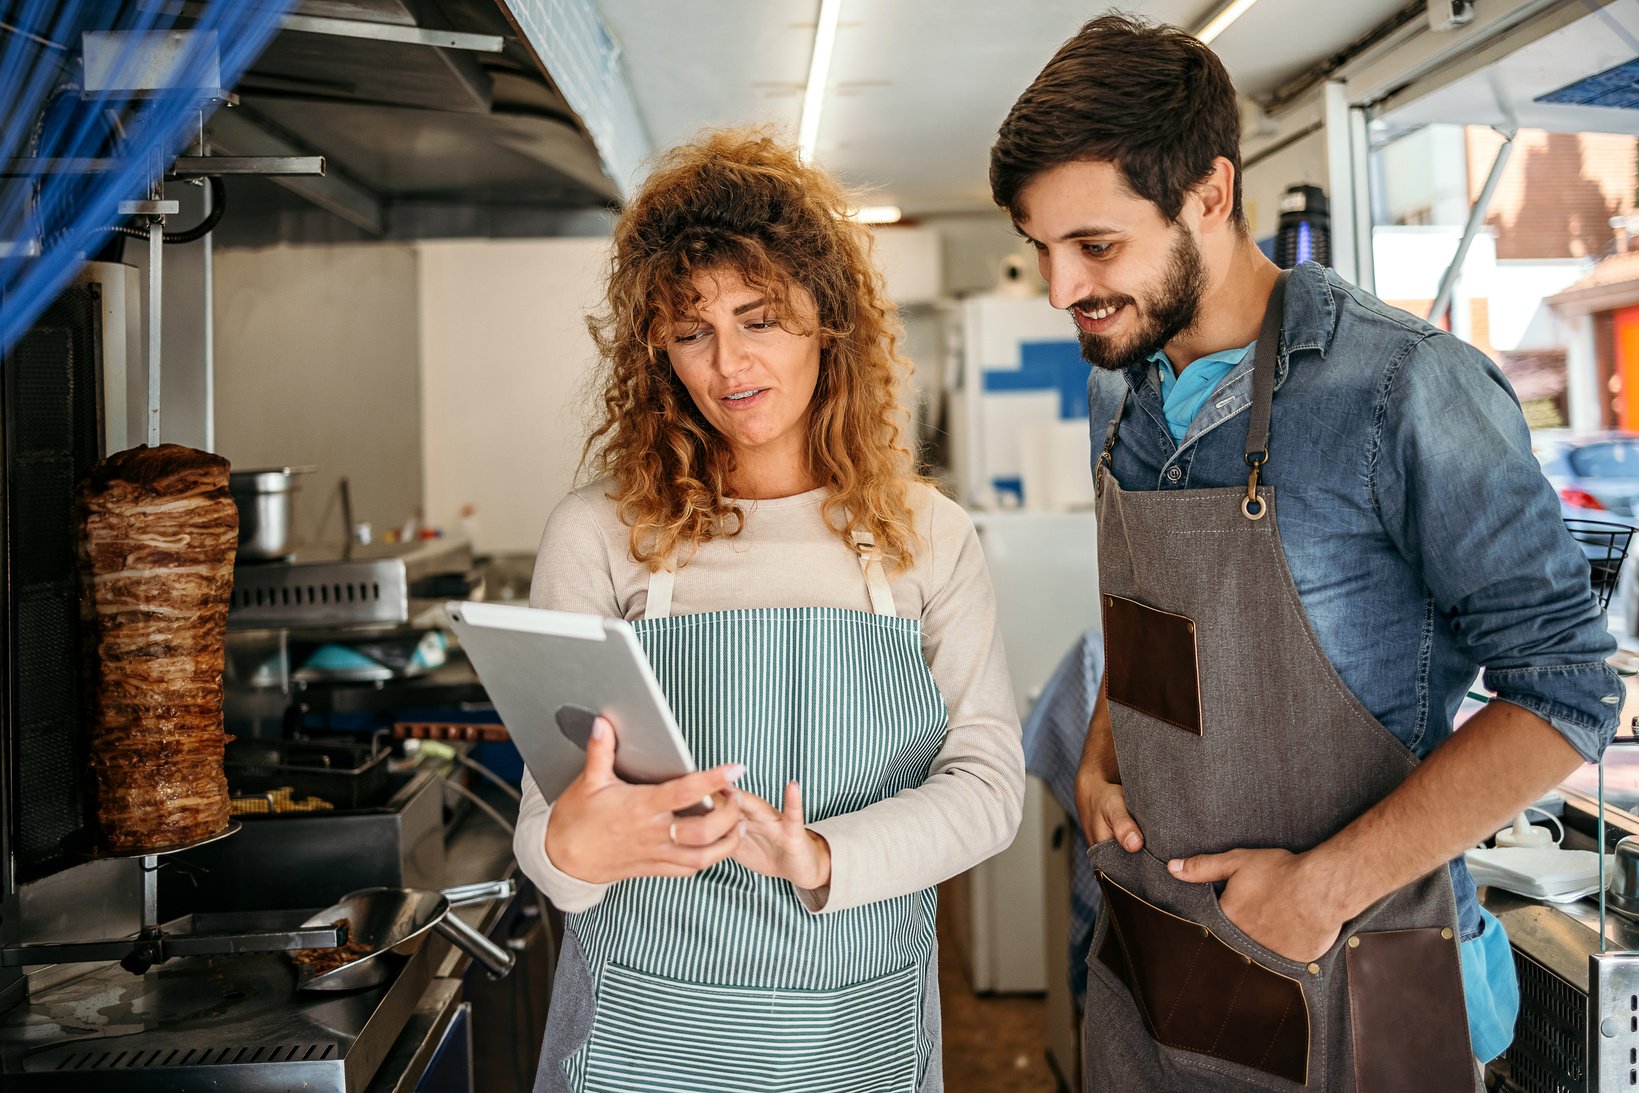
582, 129, 926, 571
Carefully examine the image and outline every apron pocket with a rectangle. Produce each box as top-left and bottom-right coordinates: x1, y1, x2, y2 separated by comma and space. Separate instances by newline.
1345, 927, 1474, 1093
1102, 594, 1203, 735
1200, 879, 1324, 981
1095, 870, 1310, 1086
582, 961, 923, 1093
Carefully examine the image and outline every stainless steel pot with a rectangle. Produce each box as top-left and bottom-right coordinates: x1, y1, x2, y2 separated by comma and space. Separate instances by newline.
296, 879, 516, 990
1610, 835, 1639, 920
230, 466, 309, 561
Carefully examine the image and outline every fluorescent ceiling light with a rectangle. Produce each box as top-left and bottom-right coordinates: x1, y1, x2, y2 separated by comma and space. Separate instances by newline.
1194, 0, 1260, 45
797, 0, 845, 162
850, 205, 902, 224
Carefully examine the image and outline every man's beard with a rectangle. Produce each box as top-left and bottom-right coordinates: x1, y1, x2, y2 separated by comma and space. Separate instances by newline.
1076, 227, 1207, 372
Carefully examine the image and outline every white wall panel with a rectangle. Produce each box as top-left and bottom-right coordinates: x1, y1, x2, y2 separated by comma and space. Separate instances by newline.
417, 238, 610, 556
213, 243, 422, 555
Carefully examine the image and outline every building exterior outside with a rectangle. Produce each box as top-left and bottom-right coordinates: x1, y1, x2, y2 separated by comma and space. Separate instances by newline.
1371, 124, 1638, 433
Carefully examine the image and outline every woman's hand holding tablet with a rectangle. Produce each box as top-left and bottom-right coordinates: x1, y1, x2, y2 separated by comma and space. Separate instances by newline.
545, 716, 749, 884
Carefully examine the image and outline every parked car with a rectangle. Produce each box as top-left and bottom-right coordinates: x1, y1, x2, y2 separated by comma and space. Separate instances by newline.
1534, 431, 1639, 633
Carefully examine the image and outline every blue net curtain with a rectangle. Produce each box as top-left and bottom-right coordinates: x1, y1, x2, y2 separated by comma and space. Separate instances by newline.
0, 0, 296, 358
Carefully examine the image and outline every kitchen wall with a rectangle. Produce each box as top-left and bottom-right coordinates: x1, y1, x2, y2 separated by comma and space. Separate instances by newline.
414, 228, 1011, 557
919, 210, 1037, 298
1241, 128, 1330, 246
211, 214, 1032, 560
417, 238, 611, 557
212, 243, 423, 556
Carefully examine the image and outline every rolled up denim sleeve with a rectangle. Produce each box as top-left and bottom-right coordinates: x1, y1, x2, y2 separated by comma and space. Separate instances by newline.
1373, 333, 1621, 761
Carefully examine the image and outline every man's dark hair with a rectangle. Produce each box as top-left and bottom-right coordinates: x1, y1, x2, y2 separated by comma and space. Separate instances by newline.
989, 13, 1247, 231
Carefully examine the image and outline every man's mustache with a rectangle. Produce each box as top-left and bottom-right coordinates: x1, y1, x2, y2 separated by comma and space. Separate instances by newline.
1069, 294, 1135, 317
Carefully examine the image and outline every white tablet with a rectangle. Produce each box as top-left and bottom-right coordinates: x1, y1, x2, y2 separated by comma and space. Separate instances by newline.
443, 601, 700, 803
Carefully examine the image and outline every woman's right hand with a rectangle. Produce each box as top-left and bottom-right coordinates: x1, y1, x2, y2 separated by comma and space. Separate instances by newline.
545, 717, 747, 884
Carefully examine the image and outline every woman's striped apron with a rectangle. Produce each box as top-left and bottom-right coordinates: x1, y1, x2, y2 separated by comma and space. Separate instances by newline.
534, 535, 951, 1093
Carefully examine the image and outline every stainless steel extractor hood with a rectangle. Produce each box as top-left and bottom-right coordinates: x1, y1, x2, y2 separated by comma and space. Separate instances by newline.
203, 0, 621, 245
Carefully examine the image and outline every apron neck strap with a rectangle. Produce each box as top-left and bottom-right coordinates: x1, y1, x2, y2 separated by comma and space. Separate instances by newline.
1243, 269, 1289, 470
850, 531, 898, 617
1095, 269, 1289, 494
640, 532, 900, 620
1241, 269, 1289, 521
644, 564, 675, 619
1096, 388, 1130, 490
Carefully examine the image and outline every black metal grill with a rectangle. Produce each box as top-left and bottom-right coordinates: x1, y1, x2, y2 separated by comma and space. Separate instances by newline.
1564, 517, 1634, 611
45, 1042, 341, 1070
4, 282, 101, 882
11, 459, 74, 588
1501, 949, 1586, 1093
14, 593, 74, 727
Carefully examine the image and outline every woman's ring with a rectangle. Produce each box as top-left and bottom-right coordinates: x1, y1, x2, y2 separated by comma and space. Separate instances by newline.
668, 821, 679, 846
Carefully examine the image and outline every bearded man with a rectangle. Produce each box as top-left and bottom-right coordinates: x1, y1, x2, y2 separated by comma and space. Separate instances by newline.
991, 14, 1619, 1093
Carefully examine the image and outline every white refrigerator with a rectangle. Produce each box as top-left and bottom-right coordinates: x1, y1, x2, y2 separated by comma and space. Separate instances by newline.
949, 290, 1101, 994
950, 291, 1094, 514
965, 511, 1099, 994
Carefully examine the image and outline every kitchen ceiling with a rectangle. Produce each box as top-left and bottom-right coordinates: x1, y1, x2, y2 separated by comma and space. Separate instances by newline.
594, 0, 1420, 216
1376, 0, 1639, 136
210, 0, 1635, 236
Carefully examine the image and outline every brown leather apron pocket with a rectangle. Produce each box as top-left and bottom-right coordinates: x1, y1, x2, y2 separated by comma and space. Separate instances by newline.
1095, 870, 1309, 1085
1345, 928, 1473, 1092
1102, 594, 1202, 734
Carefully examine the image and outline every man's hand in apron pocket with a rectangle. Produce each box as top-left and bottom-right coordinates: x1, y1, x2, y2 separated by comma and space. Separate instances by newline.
1168, 847, 1344, 963
733, 781, 834, 892
1076, 774, 1145, 853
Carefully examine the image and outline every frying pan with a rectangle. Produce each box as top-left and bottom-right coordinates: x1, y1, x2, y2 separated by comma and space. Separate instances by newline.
296, 879, 517, 991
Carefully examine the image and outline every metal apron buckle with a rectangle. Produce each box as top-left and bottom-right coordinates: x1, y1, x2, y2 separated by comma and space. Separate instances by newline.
1242, 449, 1268, 521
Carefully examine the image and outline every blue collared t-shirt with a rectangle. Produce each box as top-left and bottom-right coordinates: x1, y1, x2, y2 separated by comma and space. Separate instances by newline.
1150, 343, 1253, 442
1093, 262, 1621, 1061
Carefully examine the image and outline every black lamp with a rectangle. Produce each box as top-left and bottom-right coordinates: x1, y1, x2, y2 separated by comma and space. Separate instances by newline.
1275, 184, 1331, 269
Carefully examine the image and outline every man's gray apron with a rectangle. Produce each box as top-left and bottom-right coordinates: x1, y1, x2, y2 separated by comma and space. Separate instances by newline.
534, 535, 949, 1093
1083, 272, 1474, 1092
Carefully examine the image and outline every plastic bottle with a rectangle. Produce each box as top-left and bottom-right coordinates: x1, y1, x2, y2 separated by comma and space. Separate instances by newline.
1493, 812, 1556, 849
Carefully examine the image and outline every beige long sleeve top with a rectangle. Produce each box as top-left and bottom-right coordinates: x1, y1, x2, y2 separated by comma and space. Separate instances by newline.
511, 478, 1024, 914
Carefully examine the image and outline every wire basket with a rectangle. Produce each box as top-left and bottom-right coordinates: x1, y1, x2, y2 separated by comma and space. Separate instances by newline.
1563, 518, 1635, 610
224, 739, 390, 811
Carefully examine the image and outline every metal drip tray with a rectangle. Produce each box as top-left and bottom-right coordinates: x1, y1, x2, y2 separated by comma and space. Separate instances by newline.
0, 940, 433, 1091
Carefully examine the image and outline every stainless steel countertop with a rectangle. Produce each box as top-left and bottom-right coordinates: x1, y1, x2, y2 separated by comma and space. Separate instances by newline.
364, 979, 465, 1093
0, 937, 437, 1092
0, 769, 526, 1093
364, 778, 523, 1091
1483, 886, 1639, 992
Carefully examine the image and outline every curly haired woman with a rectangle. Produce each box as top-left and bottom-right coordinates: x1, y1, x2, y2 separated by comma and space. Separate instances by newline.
513, 130, 1024, 1093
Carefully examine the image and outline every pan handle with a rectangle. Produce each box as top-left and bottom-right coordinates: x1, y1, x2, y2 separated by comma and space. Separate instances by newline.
441, 879, 516, 908
435, 909, 515, 979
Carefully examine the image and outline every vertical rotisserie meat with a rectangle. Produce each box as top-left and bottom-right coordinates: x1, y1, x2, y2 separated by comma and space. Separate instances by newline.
78, 444, 237, 851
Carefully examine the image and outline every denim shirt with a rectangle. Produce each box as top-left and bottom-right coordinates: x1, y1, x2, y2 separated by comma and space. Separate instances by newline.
1087, 261, 1622, 941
